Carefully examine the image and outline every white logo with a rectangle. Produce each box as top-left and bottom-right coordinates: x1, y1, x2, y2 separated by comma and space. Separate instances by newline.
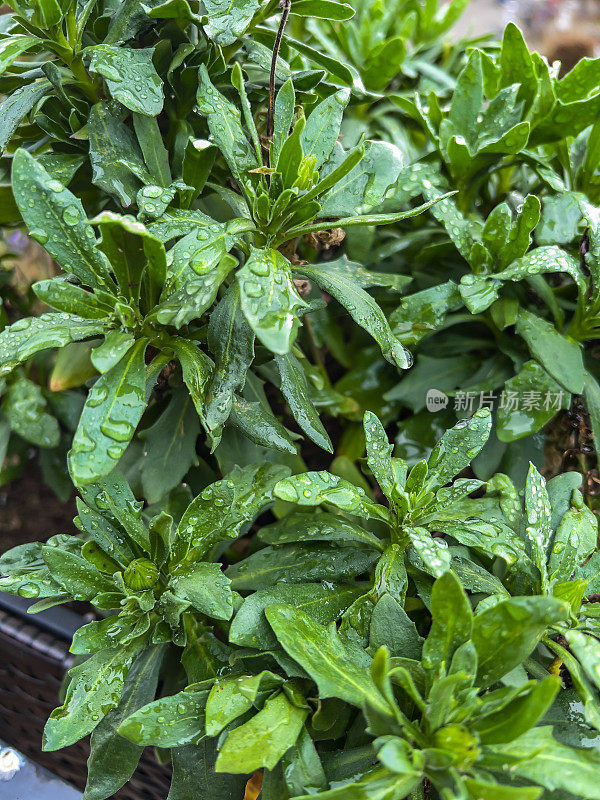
426, 389, 449, 413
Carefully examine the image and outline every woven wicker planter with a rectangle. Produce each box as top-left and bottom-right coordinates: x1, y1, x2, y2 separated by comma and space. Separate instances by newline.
0, 595, 171, 799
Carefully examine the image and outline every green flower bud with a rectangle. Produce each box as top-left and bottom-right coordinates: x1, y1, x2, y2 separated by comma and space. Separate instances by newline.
124, 558, 159, 590
432, 724, 480, 770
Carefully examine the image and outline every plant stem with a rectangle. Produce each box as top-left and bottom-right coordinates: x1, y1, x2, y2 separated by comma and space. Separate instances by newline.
304, 315, 328, 383
267, 0, 291, 142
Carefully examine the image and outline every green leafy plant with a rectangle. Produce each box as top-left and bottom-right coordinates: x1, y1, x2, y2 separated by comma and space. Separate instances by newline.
1, 0, 600, 798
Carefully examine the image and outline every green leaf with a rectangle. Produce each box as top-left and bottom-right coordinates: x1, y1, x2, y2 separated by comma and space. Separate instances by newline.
0, 540, 65, 599
82, 646, 164, 800
118, 687, 208, 747
166, 336, 213, 427
566, 630, 600, 692
197, 64, 258, 179
156, 223, 239, 327
585, 371, 600, 456
266, 605, 391, 715
550, 506, 597, 584
133, 113, 171, 186
205, 671, 284, 736
515, 309, 585, 394
289, 767, 420, 800
495, 246, 584, 291
363, 411, 395, 500
238, 247, 308, 355
0, 79, 51, 154
290, 0, 354, 19
473, 596, 570, 688
448, 50, 483, 150
497, 361, 570, 442
487, 726, 600, 798
422, 571, 472, 677
370, 594, 422, 660
88, 102, 145, 207
4, 377, 60, 448
69, 339, 148, 484
43, 641, 143, 751
229, 393, 297, 454
225, 543, 378, 591
170, 562, 233, 620
140, 387, 199, 503
473, 675, 560, 744
275, 352, 332, 452
557, 57, 600, 100
501, 196, 541, 267
42, 546, 115, 600
301, 89, 350, 169
168, 742, 247, 800
464, 779, 541, 800
299, 264, 410, 369
12, 149, 112, 288
75, 499, 135, 567
277, 113, 307, 190
230, 582, 364, 650
272, 78, 295, 165
0, 35, 39, 76
259, 512, 383, 550
280, 31, 354, 86
174, 463, 288, 559
215, 690, 308, 773
203, 284, 254, 443
406, 527, 451, 579
427, 408, 492, 488
33, 278, 114, 319
537, 193, 582, 247
525, 463, 551, 591
94, 211, 167, 305
281, 725, 328, 795
290, 195, 451, 238
274, 471, 387, 520
203, 0, 259, 44
89, 46, 163, 115
362, 37, 406, 92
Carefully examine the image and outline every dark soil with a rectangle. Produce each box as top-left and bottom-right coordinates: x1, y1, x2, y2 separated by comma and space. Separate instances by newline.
0, 465, 76, 554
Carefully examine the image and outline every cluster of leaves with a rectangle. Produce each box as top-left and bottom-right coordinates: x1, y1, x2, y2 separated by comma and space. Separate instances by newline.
359, 23, 600, 479
2, 410, 600, 800
1, 0, 600, 797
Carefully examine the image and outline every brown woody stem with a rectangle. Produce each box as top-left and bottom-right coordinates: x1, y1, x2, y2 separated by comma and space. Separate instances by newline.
267, 0, 291, 142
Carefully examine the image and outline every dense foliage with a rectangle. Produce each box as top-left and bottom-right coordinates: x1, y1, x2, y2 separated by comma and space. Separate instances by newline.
1, 0, 600, 798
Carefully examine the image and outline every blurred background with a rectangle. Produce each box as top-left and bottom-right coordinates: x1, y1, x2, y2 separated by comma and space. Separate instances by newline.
454, 0, 600, 71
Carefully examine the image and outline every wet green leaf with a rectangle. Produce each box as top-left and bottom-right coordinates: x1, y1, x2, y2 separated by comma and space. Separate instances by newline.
118, 687, 209, 747
299, 264, 410, 369
266, 605, 391, 715
4, 377, 60, 448
215, 690, 308, 773
69, 339, 148, 485
43, 641, 143, 751
230, 582, 364, 650
89, 46, 163, 116
487, 726, 600, 798
275, 352, 332, 452
274, 471, 388, 521
82, 646, 164, 800
515, 309, 585, 394
170, 561, 233, 620
238, 247, 308, 355
472, 596, 569, 687
226, 542, 378, 590
12, 149, 112, 288
88, 102, 145, 207
0, 79, 51, 154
